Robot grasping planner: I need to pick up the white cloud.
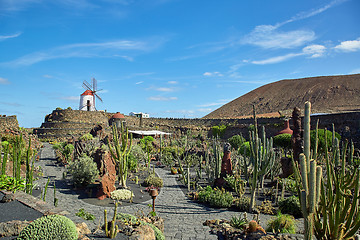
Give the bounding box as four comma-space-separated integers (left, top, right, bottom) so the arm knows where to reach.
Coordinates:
3, 38, 165, 66
334, 39, 360, 52
203, 71, 223, 77
302, 44, 326, 58
251, 44, 327, 65
135, 81, 144, 85
242, 25, 315, 49
279, 0, 348, 27
155, 87, 174, 92
167, 81, 178, 84
0, 32, 22, 41
148, 96, 177, 101
252, 53, 303, 65
0, 77, 10, 85
242, 0, 346, 50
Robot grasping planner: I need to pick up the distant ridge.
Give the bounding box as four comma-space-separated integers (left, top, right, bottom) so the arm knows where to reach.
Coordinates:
203, 74, 360, 119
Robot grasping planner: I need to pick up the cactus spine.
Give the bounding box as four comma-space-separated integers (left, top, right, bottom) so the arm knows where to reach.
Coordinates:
109, 123, 133, 188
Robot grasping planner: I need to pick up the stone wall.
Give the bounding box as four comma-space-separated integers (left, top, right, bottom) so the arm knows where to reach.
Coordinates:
33, 109, 360, 147
125, 112, 360, 147
124, 116, 285, 139
0, 115, 19, 133
34, 109, 114, 140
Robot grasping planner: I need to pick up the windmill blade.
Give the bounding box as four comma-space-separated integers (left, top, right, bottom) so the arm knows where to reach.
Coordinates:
92, 78, 97, 91
83, 80, 92, 90
82, 83, 92, 91
95, 88, 103, 92
94, 92, 103, 102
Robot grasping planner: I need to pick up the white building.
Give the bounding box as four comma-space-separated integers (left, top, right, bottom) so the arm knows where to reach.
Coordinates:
79, 90, 95, 111
129, 112, 149, 118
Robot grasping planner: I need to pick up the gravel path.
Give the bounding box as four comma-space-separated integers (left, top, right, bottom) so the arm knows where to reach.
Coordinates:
35, 143, 304, 240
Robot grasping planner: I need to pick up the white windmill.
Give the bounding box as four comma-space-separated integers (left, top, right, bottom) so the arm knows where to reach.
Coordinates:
79, 78, 103, 111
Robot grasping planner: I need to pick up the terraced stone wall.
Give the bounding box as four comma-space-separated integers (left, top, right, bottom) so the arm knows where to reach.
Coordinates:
44, 109, 113, 125
0, 115, 19, 133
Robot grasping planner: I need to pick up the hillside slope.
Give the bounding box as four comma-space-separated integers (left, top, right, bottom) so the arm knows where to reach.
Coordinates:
204, 74, 360, 119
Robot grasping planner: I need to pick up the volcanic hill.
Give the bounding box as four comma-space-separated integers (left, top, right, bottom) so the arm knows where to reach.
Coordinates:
204, 74, 360, 119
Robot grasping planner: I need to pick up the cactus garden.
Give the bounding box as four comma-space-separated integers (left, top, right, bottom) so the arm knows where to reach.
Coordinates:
1, 102, 360, 240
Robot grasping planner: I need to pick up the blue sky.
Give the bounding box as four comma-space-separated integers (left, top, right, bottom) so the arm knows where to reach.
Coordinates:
1, 0, 359, 128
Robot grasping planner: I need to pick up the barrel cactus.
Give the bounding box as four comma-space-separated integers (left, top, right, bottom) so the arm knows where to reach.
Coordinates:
17, 215, 78, 240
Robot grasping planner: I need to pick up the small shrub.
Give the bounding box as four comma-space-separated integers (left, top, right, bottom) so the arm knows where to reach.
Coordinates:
198, 186, 233, 208
18, 215, 78, 240
234, 196, 251, 212
110, 189, 134, 200
140, 136, 154, 152
79, 133, 94, 141
266, 212, 296, 234
208, 189, 233, 208
310, 129, 341, 153
256, 200, 275, 215
127, 153, 138, 171
76, 208, 95, 221
63, 144, 74, 162
228, 135, 245, 150
143, 174, 163, 188
278, 195, 302, 218
198, 185, 214, 203
273, 133, 292, 150
239, 142, 251, 157
67, 155, 99, 187
55, 107, 63, 110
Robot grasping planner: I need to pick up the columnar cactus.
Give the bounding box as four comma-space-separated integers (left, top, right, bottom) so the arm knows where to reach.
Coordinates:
248, 105, 276, 212
109, 123, 133, 188
314, 137, 360, 239
293, 102, 322, 240
213, 138, 222, 180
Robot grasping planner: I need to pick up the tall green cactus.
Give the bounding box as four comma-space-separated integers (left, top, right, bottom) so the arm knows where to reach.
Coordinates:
109, 123, 133, 188
1, 141, 10, 176
293, 101, 322, 240
247, 105, 276, 211
212, 138, 222, 180
313, 135, 360, 239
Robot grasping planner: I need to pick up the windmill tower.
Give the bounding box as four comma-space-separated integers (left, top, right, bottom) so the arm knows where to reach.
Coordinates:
79, 78, 103, 111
